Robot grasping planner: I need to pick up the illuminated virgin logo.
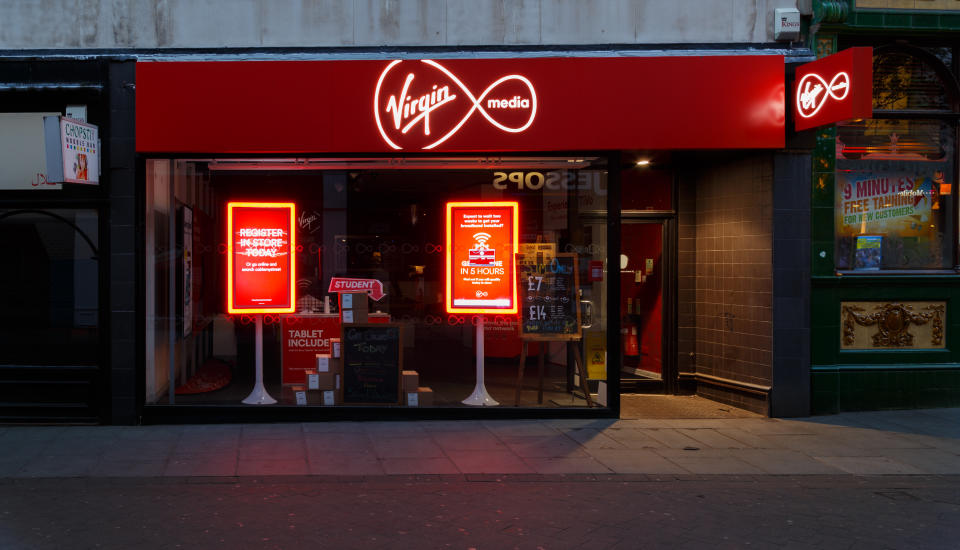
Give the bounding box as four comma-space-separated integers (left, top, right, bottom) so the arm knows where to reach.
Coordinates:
374, 59, 537, 150
796, 71, 850, 119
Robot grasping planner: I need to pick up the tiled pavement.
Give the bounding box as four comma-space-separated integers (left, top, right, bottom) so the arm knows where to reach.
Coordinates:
0, 407, 957, 478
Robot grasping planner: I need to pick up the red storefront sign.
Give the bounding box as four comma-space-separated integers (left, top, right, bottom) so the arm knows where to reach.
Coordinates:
446, 201, 518, 314
281, 315, 340, 385
794, 47, 873, 131
328, 277, 386, 301
227, 202, 296, 314
136, 56, 786, 153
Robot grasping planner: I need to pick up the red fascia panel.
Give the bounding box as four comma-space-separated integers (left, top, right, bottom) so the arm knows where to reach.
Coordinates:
136, 55, 785, 153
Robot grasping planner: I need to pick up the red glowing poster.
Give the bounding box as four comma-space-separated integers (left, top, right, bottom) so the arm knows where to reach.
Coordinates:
227, 202, 296, 314
445, 202, 518, 314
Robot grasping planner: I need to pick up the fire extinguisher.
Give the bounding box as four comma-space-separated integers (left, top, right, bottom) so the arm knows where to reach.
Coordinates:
623, 325, 639, 356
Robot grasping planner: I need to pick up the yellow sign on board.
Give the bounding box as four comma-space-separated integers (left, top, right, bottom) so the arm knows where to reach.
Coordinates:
584, 331, 606, 380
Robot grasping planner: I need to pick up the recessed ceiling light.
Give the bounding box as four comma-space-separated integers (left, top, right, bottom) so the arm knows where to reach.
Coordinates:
636, 160, 651, 166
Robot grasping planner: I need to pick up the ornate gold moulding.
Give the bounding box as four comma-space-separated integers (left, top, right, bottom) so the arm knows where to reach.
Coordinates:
841, 302, 945, 350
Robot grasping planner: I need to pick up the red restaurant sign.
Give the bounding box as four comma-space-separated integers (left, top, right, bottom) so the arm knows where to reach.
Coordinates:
136, 56, 785, 152
446, 201, 518, 314
227, 202, 296, 314
794, 47, 873, 131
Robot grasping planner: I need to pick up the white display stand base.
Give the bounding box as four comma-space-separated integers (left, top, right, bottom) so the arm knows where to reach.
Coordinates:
243, 315, 277, 405
462, 315, 499, 406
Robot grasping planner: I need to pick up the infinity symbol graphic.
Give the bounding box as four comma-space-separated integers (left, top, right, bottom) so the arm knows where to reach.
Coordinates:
375, 59, 538, 150
796, 71, 849, 119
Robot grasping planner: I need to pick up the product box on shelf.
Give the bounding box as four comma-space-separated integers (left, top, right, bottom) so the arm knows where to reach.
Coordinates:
402, 370, 419, 393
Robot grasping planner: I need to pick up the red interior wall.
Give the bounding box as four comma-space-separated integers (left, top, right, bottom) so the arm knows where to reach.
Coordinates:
621, 224, 663, 375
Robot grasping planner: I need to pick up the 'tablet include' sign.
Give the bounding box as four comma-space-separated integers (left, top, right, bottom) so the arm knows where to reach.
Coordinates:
227, 202, 296, 314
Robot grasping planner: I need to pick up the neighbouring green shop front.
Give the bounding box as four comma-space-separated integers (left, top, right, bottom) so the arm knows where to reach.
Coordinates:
811, 1, 960, 412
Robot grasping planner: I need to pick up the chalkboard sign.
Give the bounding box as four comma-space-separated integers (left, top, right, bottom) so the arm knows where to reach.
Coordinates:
517, 253, 582, 341
341, 324, 402, 405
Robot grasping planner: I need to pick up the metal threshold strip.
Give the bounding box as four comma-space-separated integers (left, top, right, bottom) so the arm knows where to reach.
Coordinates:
0, 82, 103, 90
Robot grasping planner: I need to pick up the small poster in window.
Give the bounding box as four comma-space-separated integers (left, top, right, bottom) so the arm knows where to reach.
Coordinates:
855, 235, 882, 270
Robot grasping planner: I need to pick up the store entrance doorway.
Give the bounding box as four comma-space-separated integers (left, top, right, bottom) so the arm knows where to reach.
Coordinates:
619, 219, 672, 393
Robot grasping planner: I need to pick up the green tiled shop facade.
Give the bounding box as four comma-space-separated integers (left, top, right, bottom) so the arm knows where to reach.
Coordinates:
810, 1, 960, 413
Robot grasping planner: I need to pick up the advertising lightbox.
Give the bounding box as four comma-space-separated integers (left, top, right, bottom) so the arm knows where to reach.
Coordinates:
445, 201, 518, 314
227, 202, 296, 314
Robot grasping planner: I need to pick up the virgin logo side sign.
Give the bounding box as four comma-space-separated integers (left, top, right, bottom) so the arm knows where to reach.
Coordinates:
374, 59, 537, 150
794, 47, 872, 132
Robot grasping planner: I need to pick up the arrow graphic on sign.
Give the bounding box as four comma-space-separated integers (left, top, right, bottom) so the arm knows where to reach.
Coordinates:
327, 277, 387, 301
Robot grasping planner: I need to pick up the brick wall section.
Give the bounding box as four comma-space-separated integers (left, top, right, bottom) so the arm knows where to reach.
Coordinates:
678, 154, 774, 414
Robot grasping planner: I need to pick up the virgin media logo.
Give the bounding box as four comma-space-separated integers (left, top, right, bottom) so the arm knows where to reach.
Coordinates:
796, 71, 850, 119
374, 59, 537, 150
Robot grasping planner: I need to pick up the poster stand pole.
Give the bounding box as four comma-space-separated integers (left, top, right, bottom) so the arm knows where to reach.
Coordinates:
243, 314, 277, 405
462, 315, 499, 406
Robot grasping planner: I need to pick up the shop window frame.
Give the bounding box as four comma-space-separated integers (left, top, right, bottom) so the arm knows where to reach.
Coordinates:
136, 151, 623, 422
833, 41, 960, 275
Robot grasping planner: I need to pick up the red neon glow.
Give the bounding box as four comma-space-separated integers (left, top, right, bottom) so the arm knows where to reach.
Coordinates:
227, 202, 296, 314
375, 60, 537, 150
796, 71, 849, 119
445, 201, 519, 315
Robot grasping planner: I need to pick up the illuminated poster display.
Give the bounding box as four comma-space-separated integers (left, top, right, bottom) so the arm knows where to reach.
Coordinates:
446, 202, 518, 314
227, 202, 296, 314
836, 170, 942, 269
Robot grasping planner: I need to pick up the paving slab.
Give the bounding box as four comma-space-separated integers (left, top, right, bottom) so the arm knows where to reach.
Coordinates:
640, 428, 704, 448
445, 450, 535, 474
587, 449, 689, 474
371, 436, 445, 458
241, 423, 304, 440
237, 458, 309, 476
164, 455, 237, 477
557, 427, 628, 449
728, 449, 848, 475
653, 451, 763, 475
522, 456, 614, 474
877, 448, 960, 474
677, 428, 750, 449
812, 456, 927, 475
307, 451, 383, 476
380, 457, 460, 475
500, 434, 590, 458
91, 460, 168, 477
429, 430, 508, 451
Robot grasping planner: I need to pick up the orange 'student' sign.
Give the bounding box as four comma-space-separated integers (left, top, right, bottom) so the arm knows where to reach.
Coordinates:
227, 202, 296, 314
445, 201, 518, 314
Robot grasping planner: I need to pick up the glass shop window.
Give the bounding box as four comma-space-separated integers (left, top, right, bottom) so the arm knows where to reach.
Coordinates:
144, 158, 610, 410
835, 47, 957, 271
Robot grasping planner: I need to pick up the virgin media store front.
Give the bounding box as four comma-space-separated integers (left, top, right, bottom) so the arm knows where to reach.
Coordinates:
135, 52, 807, 422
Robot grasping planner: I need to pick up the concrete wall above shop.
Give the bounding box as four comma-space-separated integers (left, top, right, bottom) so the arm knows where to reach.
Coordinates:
1, 0, 801, 50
